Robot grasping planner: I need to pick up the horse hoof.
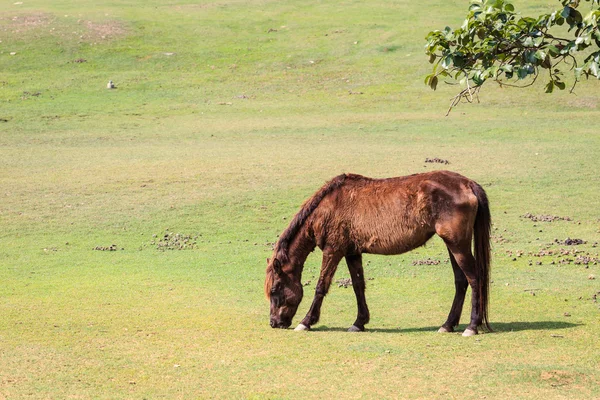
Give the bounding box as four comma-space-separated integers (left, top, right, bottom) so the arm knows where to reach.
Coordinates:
348, 325, 363, 332
294, 323, 310, 331
438, 326, 453, 333
462, 328, 478, 337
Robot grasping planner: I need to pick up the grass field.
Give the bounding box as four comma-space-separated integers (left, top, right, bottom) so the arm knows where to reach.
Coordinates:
1, 0, 599, 398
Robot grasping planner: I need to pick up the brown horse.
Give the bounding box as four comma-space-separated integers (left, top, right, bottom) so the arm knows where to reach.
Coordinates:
265, 170, 492, 336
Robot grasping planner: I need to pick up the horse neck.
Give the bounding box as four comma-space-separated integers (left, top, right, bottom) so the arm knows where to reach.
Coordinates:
285, 226, 316, 278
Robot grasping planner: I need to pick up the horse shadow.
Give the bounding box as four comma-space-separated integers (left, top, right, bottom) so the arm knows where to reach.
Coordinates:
310, 321, 581, 334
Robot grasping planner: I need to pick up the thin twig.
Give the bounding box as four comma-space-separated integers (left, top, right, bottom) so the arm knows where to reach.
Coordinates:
445, 84, 481, 116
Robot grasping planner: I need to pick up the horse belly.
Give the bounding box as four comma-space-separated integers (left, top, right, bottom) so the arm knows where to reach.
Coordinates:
354, 220, 435, 255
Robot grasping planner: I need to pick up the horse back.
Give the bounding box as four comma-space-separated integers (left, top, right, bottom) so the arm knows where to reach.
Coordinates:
310, 171, 479, 255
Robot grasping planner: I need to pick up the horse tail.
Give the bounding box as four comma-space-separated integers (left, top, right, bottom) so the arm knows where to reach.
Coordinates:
471, 181, 492, 332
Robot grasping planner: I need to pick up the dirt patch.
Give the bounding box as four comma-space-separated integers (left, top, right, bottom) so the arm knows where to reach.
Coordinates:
521, 213, 572, 222
540, 370, 576, 387
568, 96, 597, 109
0, 12, 53, 33
0, 12, 127, 42
81, 19, 126, 40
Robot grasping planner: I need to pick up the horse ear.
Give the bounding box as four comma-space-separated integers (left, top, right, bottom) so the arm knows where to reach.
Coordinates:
272, 258, 283, 276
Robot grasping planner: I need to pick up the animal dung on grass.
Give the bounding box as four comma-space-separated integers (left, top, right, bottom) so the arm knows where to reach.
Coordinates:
424, 157, 450, 165
412, 258, 441, 266
93, 244, 121, 251
149, 231, 199, 251
554, 238, 586, 246
521, 213, 572, 222
336, 278, 352, 288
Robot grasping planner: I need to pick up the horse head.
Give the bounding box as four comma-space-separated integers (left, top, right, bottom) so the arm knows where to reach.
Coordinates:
265, 257, 304, 329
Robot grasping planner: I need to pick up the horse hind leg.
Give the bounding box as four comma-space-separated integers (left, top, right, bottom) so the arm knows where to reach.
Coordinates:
345, 253, 370, 332
438, 249, 469, 333
445, 242, 481, 336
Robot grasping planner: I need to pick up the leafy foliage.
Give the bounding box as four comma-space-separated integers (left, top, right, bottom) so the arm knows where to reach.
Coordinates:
425, 0, 600, 114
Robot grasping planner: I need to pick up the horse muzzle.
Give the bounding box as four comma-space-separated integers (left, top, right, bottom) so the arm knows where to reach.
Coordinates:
270, 318, 291, 329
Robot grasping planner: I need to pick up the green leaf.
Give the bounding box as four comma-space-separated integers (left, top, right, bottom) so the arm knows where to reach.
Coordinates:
534, 50, 546, 61
522, 36, 534, 47
541, 55, 552, 69
517, 66, 530, 79
571, 9, 583, 24
469, 2, 482, 12
547, 45, 561, 56
555, 81, 566, 90
441, 54, 453, 69
545, 80, 554, 93
430, 75, 439, 90
590, 61, 599, 77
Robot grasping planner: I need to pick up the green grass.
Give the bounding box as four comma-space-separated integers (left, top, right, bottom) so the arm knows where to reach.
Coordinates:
1, 0, 600, 398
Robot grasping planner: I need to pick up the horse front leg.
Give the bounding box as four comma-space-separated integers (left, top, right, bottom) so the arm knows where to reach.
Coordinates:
346, 253, 370, 332
295, 249, 343, 331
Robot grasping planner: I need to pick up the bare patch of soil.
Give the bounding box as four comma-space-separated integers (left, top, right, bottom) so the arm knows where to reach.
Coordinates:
540, 370, 577, 387
0, 12, 127, 42
568, 96, 597, 109
80, 19, 126, 40
0, 12, 53, 33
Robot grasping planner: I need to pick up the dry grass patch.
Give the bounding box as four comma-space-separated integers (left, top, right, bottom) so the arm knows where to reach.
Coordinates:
0, 12, 53, 33
0, 12, 127, 43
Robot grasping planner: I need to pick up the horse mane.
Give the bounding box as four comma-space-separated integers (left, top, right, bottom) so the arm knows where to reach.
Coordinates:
265, 173, 366, 297
275, 173, 368, 263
